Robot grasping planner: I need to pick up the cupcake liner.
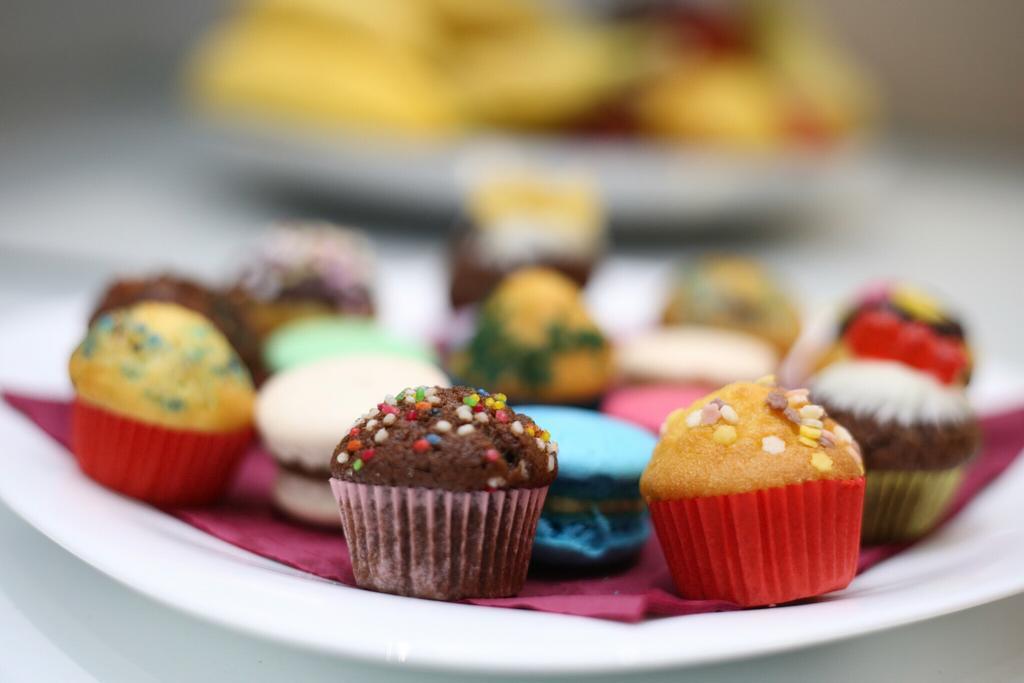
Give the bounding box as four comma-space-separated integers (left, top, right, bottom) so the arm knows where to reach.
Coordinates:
861, 467, 964, 544
648, 478, 865, 607
331, 480, 547, 600
71, 399, 253, 506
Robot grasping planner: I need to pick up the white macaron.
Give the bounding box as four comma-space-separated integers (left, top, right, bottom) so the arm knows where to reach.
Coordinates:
256, 354, 450, 526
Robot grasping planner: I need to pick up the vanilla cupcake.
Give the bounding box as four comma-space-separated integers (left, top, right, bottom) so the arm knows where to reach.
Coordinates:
641, 377, 864, 607
69, 302, 255, 504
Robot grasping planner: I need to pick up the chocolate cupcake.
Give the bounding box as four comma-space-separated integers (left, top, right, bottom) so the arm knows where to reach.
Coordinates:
330, 385, 556, 600
811, 359, 979, 543
90, 273, 265, 384
449, 170, 605, 308
229, 222, 375, 340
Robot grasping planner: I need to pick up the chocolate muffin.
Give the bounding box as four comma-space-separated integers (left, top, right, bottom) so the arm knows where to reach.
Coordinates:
330, 385, 556, 600
90, 274, 265, 384
229, 222, 375, 340
811, 359, 979, 543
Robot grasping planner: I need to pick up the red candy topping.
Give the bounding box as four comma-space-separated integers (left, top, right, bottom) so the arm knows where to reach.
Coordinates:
844, 310, 968, 384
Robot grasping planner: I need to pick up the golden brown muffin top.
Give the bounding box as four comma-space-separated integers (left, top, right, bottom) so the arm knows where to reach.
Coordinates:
448, 267, 612, 404
640, 378, 863, 501
69, 302, 255, 432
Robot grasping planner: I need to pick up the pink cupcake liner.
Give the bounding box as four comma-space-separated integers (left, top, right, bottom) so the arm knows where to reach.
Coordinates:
331, 480, 547, 600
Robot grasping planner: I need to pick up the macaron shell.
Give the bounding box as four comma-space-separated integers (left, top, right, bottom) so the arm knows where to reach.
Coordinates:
273, 469, 343, 528
514, 405, 656, 480
264, 317, 436, 373
615, 325, 778, 386
256, 354, 450, 471
600, 383, 711, 434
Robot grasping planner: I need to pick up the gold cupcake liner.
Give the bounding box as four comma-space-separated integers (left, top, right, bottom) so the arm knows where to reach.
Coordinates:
861, 467, 964, 544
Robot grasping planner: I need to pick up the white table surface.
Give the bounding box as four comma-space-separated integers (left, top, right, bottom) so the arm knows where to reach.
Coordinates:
2, 96, 1024, 682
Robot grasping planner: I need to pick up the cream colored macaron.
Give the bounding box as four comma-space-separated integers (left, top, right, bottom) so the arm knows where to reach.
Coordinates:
616, 325, 779, 386
256, 353, 450, 526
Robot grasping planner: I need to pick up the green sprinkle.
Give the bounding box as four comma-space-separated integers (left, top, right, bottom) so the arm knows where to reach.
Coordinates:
352, 459, 363, 472
415, 386, 426, 401
463, 394, 479, 407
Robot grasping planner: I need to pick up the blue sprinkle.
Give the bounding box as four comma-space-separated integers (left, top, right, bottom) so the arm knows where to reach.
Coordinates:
96, 315, 115, 331
165, 398, 185, 412
146, 334, 163, 348
477, 388, 490, 397
426, 434, 441, 445
81, 335, 97, 358
430, 408, 441, 416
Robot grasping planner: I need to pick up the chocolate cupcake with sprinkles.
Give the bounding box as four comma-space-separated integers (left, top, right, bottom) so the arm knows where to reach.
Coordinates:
330, 385, 556, 600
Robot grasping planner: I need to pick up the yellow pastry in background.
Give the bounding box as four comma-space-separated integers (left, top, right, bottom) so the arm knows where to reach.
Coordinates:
426, 0, 546, 32
448, 22, 645, 129
185, 0, 873, 145
636, 58, 787, 150
750, 0, 875, 141
188, 0, 460, 136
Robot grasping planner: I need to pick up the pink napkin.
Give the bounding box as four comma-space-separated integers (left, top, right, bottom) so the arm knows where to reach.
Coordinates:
5, 391, 1024, 623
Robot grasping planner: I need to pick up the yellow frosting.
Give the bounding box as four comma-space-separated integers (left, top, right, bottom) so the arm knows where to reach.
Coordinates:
468, 172, 603, 243
69, 302, 255, 432
640, 380, 863, 501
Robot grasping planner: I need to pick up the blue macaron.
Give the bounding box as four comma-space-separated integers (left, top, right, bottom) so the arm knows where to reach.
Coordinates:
517, 405, 657, 567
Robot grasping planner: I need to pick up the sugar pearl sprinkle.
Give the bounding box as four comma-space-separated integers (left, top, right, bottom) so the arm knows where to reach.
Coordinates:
765, 387, 832, 451
338, 388, 555, 478
685, 399, 741, 436
761, 436, 785, 455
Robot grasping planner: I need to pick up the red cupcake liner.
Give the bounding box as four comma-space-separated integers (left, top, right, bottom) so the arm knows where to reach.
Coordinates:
648, 477, 865, 607
71, 399, 253, 506
331, 480, 547, 600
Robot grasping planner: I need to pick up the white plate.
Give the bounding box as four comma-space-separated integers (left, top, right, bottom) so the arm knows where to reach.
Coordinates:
2, 298, 1024, 676
199, 121, 881, 229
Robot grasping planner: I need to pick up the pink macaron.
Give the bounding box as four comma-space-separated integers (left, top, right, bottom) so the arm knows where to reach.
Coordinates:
600, 384, 710, 434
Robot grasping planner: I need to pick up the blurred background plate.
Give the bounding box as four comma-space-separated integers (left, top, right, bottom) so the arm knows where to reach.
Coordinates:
202, 121, 880, 229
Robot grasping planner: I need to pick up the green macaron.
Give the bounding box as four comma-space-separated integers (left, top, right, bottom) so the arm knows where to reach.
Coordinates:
264, 317, 437, 373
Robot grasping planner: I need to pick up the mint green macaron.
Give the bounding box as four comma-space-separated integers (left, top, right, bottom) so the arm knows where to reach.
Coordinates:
264, 317, 437, 373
